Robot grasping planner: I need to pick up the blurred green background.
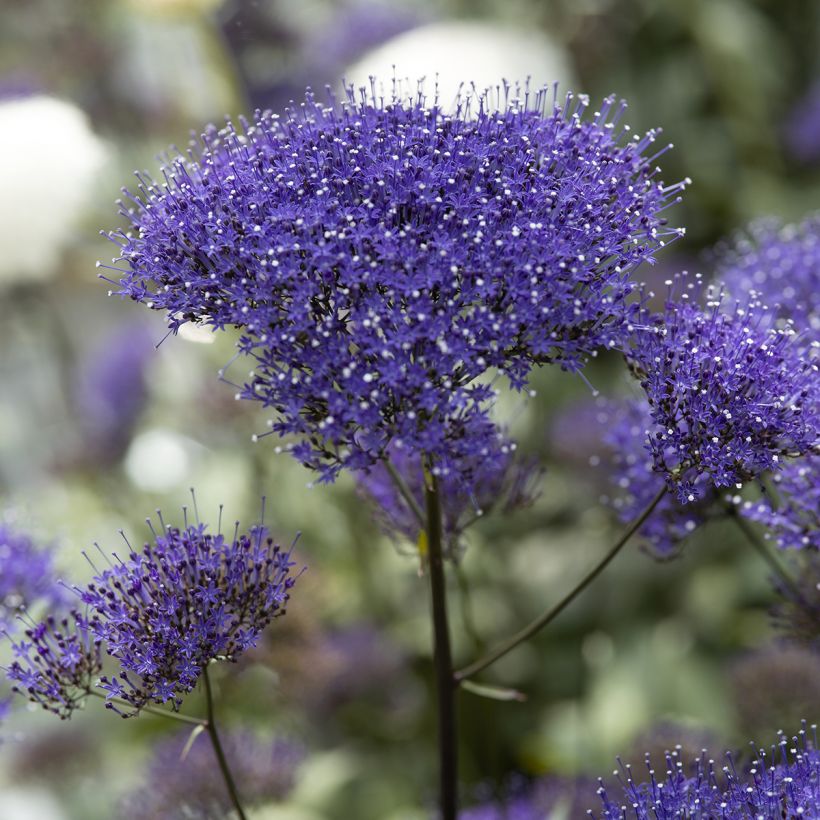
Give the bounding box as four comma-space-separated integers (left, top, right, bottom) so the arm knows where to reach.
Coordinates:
0, 0, 818, 817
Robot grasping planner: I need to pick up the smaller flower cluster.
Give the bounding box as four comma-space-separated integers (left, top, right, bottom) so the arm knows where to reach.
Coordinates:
588, 397, 716, 556
5, 611, 102, 720
4, 507, 300, 719
81, 521, 298, 713
625, 275, 818, 503
0, 523, 64, 631
716, 214, 820, 341
120, 730, 304, 820
593, 724, 820, 818
737, 453, 820, 550
356, 434, 541, 556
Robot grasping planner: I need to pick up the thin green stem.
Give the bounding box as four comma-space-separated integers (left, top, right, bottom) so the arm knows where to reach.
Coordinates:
384, 458, 426, 528
727, 507, 801, 598
455, 486, 667, 682
424, 466, 458, 820
202, 666, 248, 820
89, 690, 207, 726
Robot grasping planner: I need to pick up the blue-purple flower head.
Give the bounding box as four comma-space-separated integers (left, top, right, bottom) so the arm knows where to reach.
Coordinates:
593, 724, 820, 819
624, 274, 819, 504
590, 397, 717, 556
5, 610, 102, 720
6, 503, 301, 718
715, 214, 820, 343
0, 523, 65, 631
737, 453, 820, 550
356, 433, 541, 556
79, 511, 299, 714
106, 81, 686, 482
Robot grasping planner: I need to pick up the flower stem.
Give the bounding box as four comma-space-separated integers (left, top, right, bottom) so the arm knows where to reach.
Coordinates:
202, 666, 248, 820
89, 690, 207, 726
424, 466, 458, 820
726, 506, 801, 598
455, 486, 667, 682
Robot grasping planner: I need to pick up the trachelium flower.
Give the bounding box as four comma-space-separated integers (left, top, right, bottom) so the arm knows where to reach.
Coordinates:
593, 724, 820, 819
4, 504, 300, 717
105, 81, 686, 481
737, 453, 820, 550
5, 610, 103, 720
588, 397, 717, 556
624, 274, 818, 503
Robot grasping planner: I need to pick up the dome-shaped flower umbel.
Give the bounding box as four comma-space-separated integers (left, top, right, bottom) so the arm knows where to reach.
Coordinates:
78, 514, 299, 714
106, 82, 686, 481
625, 275, 819, 503
593, 724, 820, 818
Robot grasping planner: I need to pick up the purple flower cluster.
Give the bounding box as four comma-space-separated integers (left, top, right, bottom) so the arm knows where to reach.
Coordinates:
107, 83, 685, 481
624, 275, 819, 504
593, 725, 820, 819
5, 611, 102, 719
80, 520, 298, 713
715, 214, 820, 342
356, 434, 541, 556
737, 454, 820, 550
0, 523, 64, 631
120, 729, 304, 819
4, 509, 300, 719
590, 398, 716, 556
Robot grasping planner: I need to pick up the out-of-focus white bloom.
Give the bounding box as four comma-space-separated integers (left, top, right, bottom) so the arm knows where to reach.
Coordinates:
125, 428, 199, 492
0, 789, 67, 820
344, 20, 575, 109
178, 322, 216, 344
0, 96, 107, 287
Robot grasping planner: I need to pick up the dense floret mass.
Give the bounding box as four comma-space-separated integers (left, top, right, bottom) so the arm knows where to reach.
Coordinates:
592, 398, 716, 555
737, 454, 820, 550
5, 610, 102, 719
79, 519, 298, 713
716, 215, 820, 341
625, 275, 819, 503
107, 83, 685, 480
356, 433, 541, 556
593, 725, 820, 819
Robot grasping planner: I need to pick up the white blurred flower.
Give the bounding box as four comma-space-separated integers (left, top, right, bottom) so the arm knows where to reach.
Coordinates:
0, 95, 108, 287
125, 428, 201, 492
344, 20, 575, 108
0, 788, 67, 820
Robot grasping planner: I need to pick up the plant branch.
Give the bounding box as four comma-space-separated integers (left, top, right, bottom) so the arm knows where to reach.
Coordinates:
203, 666, 247, 820
726, 506, 801, 598
424, 465, 458, 820
384, 458, 426, 528
89, 690, 207, 726
455, 486, 667, 682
